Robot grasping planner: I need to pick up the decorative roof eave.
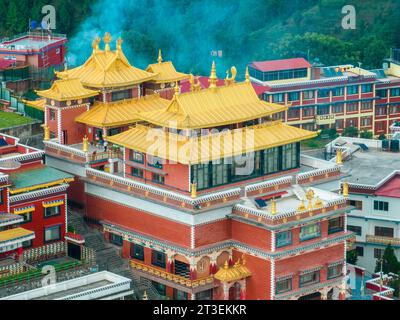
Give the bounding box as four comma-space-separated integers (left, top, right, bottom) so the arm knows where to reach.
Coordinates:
37, 90, 99, 102
138, 103, 289, 130
9, 178, 74, 195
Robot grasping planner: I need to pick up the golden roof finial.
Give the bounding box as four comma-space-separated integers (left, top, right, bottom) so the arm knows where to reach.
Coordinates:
297, 199, 306, 212
336, 149, 343, 165
306, 189, 315, 201
245, 66, 250, 83
223, 260, 229, 269
116, 37, 123, 51
342, 181, 349, 197
103, 32, 112, 52
315, 197, 323, 208
92, 36, 101, 52
209, 61, 217, 89
270, 198, 277, 215
158, 49, 163, 64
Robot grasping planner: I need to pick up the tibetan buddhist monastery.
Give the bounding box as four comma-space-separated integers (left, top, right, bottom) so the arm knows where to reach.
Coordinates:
39, 33, 354, 300
0, 133, 73, 278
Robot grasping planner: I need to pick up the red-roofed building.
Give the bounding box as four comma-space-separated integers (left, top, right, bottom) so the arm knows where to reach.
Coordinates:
250, 58, 311, 73
248, 53, 400, 136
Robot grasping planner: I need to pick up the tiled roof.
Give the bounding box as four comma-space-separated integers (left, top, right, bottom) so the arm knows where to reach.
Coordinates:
75, 94, 169, 128
250, 58, 311, 72
106, 122, 317, 164
146, 61, 189, 84
138, 82, 288, 130
36, 78, 99, 101
0, 227, 34, 244
375, 174, 400, 198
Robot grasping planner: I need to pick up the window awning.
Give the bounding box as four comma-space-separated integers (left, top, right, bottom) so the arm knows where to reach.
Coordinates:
14, 205, 35, 215
299, 265, 323, 275
43, 200, 64, 208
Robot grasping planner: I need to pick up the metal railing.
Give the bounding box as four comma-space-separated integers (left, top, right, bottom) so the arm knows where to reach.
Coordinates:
130, 260, 214, 289
366, 235, 400, 246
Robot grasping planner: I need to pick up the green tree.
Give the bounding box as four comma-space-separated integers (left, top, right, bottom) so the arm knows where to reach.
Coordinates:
360, 130, 373, 139
342, 126, 359, 138
346, 249, 358, 265
375, 244, 400, 275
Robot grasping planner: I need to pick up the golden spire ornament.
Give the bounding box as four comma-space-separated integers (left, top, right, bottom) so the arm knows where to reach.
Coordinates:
82, 135, 89, 153
103, 32, 112, 52
116, 37, 123, 51
157, 49, 163, 64
336, 149, 343, 165
270, 199, 277, 215
245, 66, 250, 83
209, 61, 217, 89
92, 36, 101, 52
342, 181, 349, 197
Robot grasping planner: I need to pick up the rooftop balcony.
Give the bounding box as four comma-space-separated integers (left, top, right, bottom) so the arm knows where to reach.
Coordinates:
44, 139, 122, 165
366, 235, 400, 247
130, 260, 215, 294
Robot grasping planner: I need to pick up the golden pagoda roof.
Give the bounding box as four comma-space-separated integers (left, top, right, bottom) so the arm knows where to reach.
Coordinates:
146, 51, 189, 84
0, 227, 34, 243
75, 95, 169, 128
214, 259, 252, 283
36, 78, 99, 101
56, 34, 157, 89
138, 82, 288, 130
106, 122, 317, 165
23, 98, 46, 111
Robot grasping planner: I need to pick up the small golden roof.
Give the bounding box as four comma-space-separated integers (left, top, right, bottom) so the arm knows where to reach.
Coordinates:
36, 78, 99, 101
214, 258, 251, 283
57, 35, 157, 88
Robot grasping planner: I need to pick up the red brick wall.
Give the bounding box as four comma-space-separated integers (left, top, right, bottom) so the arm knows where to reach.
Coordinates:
86, 194, 192, 247
231, 220, 271, 251
194, 219, 231, 247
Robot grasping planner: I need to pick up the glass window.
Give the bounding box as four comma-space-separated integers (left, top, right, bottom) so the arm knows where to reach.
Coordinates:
173, 288, 188, 300
192, 163, 210, 190
152, 281, 167, 296
287, 108, 300, 119
110, 233, 123, 246
276, 278, 292, 294
288, 92, 300, 101
303, 90, 315, 100
152, 173, 165, 185
375, 226, 394, 238
152, 250, 166, 268
347, 85, 359, 95
299, 270, 320, 287
131, 167, 144, 178
130, 150, 144, 163
390, 88, 400, 97
49, 109, 56, 120
361, 101, 373, 111
332, 87, 344, 96
276, 231, 292, 248
44, 206, 61, 218
376, 89, 387, 98
273, 93, 284, 103
303, 106, 315, 117
362, 84, 373, 93
130, 243, 144, 261
374, 248, 384, 259
263, 147, 279, 174
21, 212, 32, 224
328, 217, 344, 234
22, 240, 33, 248
44, 225, 61, 242
374, 201, 389, 212
318, 89, 330, 98
327, 264, 343, 279
317, 105, 330, 115
346, 103, 359, 113
148, 156, 163, 169
349, 200, 363, 210
332, 104, 344, 114
375, 106, 387, 116
356, 246, 364, 257
112, 89, 132, 101
212, 163, 229, 186
282, 143, 299, 171
348, 225, 362, 236
300, 223, 321, 242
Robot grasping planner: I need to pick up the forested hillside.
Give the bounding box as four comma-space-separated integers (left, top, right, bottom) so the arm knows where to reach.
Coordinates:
1, 0, 399, 75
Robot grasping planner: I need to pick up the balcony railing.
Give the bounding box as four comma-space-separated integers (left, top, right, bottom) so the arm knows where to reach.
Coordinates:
130, 260, 214, 290
366, 235, 400, 246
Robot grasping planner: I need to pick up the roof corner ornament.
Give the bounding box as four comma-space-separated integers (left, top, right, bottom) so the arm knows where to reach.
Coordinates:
92, 36, 101, 52
224, 66, 237, 86
116, 37, 123, 51
342, 181, 349, 198
103, 32, 112, 52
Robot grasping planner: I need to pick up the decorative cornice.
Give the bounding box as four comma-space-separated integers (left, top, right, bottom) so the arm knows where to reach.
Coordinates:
9, 184, 69, 203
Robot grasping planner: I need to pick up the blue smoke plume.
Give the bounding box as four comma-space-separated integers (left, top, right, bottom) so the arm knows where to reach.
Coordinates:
67, 0, 274, 78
